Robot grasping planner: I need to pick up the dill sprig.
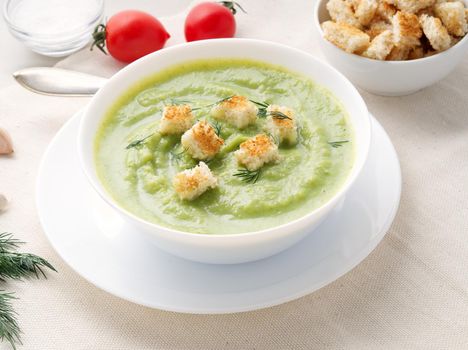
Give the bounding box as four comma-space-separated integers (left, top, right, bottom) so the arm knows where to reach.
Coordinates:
203, 95, 234, 109
0, 292, 20, 350
126, 134, 152, 149
211, 121, 222, 137
233, 168, 261, 184
0, 232, 56, 349
0, 253, 56, 281
249, 100, 292, 120
219, 1, 247, 14
170, 148, 187, 163
167, 99, 201, 111
328, 140, 349, 148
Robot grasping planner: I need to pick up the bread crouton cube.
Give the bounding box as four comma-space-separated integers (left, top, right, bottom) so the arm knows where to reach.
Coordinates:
420, 14, 452, 51
366, 19, 392, 39
173, 162, 217, 200
355, 0, 379, 26
362, 30, 395, 60
434, 1, 467, 36
181, 120, 224, 160
327, 0, 362, 28
376, 2, 397, 22
265, 105, 298, 145
322, 21, 371, 53
210, 95, 258, 129
385, 0, 436, 14
386, 45, 411, 60
408, 46, 425, 59
392, 11, 423, 47
235, 134, 280, 171
159, 104, 194, 135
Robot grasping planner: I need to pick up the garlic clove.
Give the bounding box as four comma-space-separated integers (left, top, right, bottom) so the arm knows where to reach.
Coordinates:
0, 128, 14, 155
0, 194, 8, 211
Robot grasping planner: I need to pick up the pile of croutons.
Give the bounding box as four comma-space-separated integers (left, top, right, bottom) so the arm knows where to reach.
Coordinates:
322, 0, 468, 60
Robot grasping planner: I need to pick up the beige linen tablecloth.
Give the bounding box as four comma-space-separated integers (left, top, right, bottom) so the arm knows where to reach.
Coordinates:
1, 0, 468, 349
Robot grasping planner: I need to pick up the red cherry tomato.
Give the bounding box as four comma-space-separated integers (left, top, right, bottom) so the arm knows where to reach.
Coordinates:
184, 2, 236, 42
92, 10, 170, 63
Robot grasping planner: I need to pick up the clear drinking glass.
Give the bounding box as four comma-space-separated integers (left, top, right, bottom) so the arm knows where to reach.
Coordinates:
3, 0, 104, 57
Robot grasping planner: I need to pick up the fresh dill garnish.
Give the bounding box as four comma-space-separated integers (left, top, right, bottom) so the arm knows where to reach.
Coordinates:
211, 121, 222, 137
203, 95, 234, 109
218, 1, 247, 14
233, 168, 261, 184
167, 99, 201, 111
170, 148, 187, 163
126, 134, 152, 149
249, 100, 292, 120
267, 132, 280, 145
328, 140, 349, 148
0, 232, 56, 349
0, 291, 20, 350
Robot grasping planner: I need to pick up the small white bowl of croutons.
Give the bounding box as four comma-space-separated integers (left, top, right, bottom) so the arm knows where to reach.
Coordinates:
314, 0, 468, 96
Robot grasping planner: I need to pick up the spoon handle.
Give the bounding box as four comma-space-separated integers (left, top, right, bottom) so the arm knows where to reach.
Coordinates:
13, 67, 108, 97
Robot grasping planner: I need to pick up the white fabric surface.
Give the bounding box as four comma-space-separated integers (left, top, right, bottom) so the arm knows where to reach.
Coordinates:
1, 0, 468, 349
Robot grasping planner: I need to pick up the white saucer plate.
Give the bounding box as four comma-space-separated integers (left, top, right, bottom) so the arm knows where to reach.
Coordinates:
37, 111, 401, 314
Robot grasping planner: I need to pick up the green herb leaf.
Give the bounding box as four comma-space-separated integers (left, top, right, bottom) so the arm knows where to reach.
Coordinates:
203, 95, 235, 109
328, 140, 349, 148
0, 291, 21, 350
233, 168, 261, 184
269, 110, 292, 120
249, 100, 291, 120
211, 121, 222, 137
0, 233, 22, 254
0, 252, 57, 281
0, 232, 56, 349
126, 135, 152, 149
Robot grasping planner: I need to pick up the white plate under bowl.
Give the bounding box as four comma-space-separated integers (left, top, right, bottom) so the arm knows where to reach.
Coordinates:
37, 111, 401, 314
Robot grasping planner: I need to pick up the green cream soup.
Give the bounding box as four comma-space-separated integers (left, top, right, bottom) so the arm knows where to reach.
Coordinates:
95, 59, 354, 234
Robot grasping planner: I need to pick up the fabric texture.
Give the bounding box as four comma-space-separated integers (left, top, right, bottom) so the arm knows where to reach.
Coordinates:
1, 0, 468, 349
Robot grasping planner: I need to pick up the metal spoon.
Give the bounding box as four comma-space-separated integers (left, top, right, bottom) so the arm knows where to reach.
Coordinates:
13, 67, 107, 96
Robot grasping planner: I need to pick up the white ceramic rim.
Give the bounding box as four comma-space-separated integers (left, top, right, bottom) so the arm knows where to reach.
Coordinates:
78, 38, 371, 240
313, 0, 468, 64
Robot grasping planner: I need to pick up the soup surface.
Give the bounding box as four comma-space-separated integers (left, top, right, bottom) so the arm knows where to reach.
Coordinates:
95, 59, 354, 234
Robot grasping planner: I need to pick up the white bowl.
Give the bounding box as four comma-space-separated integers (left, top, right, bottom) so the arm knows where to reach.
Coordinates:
78, 39, 371, 264
314, 0, 468, 96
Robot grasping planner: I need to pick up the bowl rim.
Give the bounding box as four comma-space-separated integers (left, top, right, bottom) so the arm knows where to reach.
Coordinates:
78, 38, 371, 239
313, 0, 468, 65
3, 0, 104, 38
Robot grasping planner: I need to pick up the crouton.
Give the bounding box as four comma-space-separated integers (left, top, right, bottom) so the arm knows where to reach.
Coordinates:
355, 0, 379, 26
376, 2, 397, 22
408, 46, 425, 59
345, 0, 360, 11
386, 0, 436, 13
265, 105, 297, 145
181, 120, 224, 160
366, 19, 392, 39
392, 11, 423, 47
386, 45, 411, 60
327, 0, 362, 28
210, 95, 258, 129
362, 30, 395, 59
235, 134, 280, 171
450, 35, 462, 46
322, 21, 371, 53
434, 1, 467, 36
419, 14, 452, 50
159, 104, 194, 135
173, 162, 217, 200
